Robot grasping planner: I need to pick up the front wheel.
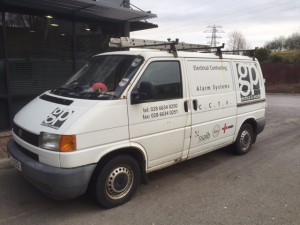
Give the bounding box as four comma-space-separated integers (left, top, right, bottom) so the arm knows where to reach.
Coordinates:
93, 155, 140, 208
234, 124, 254, 155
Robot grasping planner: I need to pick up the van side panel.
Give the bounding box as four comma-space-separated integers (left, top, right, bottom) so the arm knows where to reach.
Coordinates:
232, 60, 266, 139
185, 59, 237, 158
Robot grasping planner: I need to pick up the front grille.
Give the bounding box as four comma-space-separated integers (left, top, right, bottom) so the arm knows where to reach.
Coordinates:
13, 123, 39, 147
15, 142, 39, 162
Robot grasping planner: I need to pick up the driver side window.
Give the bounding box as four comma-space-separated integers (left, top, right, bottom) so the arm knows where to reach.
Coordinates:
134, 61, 183, 101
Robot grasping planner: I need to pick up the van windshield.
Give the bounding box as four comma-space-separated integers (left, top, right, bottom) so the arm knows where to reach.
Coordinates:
51, 55, 144, 100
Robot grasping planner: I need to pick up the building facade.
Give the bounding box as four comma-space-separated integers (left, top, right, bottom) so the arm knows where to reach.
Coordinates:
0, 0, 157, 131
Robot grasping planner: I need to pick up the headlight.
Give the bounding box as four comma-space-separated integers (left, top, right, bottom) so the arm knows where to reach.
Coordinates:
39, 132, 60, 151
39, 132, 76, 152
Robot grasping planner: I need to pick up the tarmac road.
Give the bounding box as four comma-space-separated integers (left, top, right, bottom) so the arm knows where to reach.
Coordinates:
0, 94, 300, 225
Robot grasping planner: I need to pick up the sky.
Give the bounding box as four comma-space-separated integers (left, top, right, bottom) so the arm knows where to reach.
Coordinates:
131, 0, 300, 49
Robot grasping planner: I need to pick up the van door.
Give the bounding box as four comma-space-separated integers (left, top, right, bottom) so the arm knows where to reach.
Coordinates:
185, 59, 237, 157
127, 59, 191, 169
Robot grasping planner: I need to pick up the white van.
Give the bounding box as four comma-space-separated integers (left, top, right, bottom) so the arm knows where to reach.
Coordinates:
8, 38, 266, 208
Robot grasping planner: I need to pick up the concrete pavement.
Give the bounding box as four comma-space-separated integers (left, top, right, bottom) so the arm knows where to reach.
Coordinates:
0, 132, 10, 170
0, 132, 10, 160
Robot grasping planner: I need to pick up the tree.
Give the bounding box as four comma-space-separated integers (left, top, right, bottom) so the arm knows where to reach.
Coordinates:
285, 32, 300, 50
265, 36, 285, 51
227, 30, 248, 51
255, 48, 271, 62
265, 33, 300, 51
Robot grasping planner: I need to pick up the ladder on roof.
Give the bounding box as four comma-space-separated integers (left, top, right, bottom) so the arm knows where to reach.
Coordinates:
109, 37, 224, 57
109, 37, 210, 52
109, 37, 256, 60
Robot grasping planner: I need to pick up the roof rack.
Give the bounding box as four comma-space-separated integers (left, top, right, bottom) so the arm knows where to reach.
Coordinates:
109, 37, 256, 60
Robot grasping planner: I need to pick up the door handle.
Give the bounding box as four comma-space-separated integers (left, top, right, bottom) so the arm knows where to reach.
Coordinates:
192, 99, 198, 111
184, 101, 188, 112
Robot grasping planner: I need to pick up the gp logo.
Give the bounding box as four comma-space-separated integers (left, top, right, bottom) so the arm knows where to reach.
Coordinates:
41, 108, 74, 129
236, 63, 261, 102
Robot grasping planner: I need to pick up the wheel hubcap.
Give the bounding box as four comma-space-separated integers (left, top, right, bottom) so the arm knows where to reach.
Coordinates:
105, 166, 133, 200
240, 130, 251, 151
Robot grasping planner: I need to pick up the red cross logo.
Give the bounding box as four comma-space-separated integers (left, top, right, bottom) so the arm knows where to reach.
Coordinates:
222, 124, 228, 133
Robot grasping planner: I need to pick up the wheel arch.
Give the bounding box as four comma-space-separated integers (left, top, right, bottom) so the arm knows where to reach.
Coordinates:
89, 146, 148, 188
240, 118, 258, 143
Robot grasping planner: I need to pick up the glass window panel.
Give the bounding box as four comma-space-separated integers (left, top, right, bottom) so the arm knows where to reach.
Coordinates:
0, 61, 6, 95
135, 61, 183, 101
75, 21, 124, 70
0, 12, 7, 95
0, 100, 9, 130
0, 12, 4, 58
5, 12, 74, 95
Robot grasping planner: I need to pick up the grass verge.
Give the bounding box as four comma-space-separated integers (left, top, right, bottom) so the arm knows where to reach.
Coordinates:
266, 83, 300, 94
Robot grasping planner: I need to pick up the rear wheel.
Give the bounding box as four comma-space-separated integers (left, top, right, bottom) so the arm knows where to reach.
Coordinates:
234, 124, 254, 155
93, 155, 140, 208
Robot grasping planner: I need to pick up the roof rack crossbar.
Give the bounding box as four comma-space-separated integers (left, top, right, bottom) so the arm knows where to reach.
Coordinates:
221, 48, 258, 61
193, 44, 225, 59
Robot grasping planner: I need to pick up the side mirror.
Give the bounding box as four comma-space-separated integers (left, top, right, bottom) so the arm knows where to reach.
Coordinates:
131, 81, 156, 104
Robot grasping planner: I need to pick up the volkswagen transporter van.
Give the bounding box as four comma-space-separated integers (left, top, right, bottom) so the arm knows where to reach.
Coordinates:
8, 38, 266, 208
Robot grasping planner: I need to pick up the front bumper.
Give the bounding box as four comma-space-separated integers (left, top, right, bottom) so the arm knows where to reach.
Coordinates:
7, 139, 96, 200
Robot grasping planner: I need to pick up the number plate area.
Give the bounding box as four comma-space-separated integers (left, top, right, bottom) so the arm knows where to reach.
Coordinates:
8, 154, 22, 171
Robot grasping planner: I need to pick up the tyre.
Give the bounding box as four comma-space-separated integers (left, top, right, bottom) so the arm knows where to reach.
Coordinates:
234, 123, 254, 155
93, 155, 140, 208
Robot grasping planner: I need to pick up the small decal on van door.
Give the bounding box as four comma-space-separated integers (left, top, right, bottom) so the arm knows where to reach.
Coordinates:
212, 125, 220, 137
41, 108, 74, 129
221, 124, 234, 133
236, 63, 261, 101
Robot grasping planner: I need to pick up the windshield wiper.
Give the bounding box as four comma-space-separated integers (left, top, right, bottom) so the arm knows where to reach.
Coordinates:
52, 87, 72, 93
78, 91, 116, 99
52, 87, 117, 100
100, 92, 116, 97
